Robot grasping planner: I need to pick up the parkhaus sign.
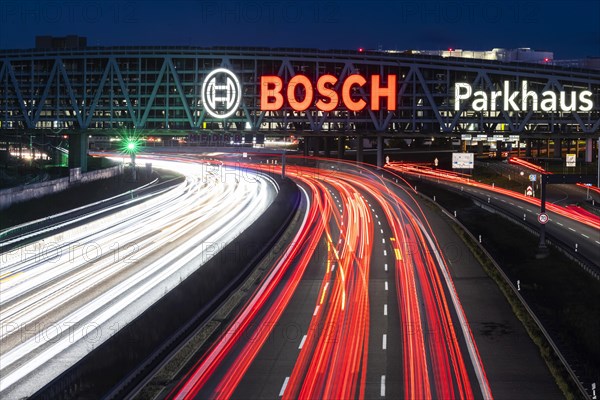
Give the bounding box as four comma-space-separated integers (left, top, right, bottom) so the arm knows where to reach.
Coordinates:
454, 81, 594, 112
201, 68, 595, 116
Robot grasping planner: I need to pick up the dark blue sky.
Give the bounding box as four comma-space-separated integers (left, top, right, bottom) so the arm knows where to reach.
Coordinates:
1, 0, 598, 58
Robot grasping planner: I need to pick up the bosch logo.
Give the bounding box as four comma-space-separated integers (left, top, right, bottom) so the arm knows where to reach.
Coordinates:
201, 68, 242, 119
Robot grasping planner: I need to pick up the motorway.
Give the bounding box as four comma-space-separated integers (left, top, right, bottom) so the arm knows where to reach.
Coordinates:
169, 158, 496, 399
0, 157, 277, 399
387, 162, 600, 271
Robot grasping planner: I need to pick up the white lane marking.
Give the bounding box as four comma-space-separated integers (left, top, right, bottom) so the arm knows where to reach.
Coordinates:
382, 334, 387, 350
313, 305, 319, 316
383, 250, 387, 256
595, 241, 600, 245
493, 197, 499, 200
384, 304, 388, 316
384, 263, 388, 272
299, 335, 307, 349
385, 281, 388, 291
509, 202, 515, 206
280, 377, 289, 396
526, 209, 532, 213
380, 229, 384, 234
581, 233, 589, 239
382, 238, 385, 244
568, 227, 576, 232
518, 206, 523, 209
376, 214, 379, 219
380, 375, 386, 397
378, 221, 381, 226
501, 199, 506, 203
557, 222, 564, 226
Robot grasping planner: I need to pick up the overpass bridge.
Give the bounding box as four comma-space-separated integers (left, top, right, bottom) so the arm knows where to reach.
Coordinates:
1, 46, 599, 169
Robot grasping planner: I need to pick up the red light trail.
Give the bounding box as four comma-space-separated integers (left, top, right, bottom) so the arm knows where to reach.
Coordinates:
170, 157, 492, 400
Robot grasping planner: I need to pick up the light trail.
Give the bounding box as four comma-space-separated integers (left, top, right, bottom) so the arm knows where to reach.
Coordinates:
0, 157, 277, 398
387, 162, 600, 230
171, 157, 492, 400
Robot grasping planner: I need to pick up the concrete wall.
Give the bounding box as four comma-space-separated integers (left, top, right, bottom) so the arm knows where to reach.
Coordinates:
0, 165, 124, 210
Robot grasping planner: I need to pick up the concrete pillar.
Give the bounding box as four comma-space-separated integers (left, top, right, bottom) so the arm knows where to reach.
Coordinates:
526, 139, 532, 157
376, 135, 384, 167
357, 136, 364, 163
337, 136, 346, 159
553, 139, 561, 158
324, 136, 331, 158
69, 133, 89, 172
496, 140, 503, 158
585, 138, 593, 162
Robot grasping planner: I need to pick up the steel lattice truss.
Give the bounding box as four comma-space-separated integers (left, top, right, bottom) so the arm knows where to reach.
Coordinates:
1, 47, 599, 137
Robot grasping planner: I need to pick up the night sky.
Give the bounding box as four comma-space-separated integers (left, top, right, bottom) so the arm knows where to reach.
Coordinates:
0, 0, 598, 59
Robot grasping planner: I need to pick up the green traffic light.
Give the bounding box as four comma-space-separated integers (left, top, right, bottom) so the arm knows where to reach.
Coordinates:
127, 142, 136, 151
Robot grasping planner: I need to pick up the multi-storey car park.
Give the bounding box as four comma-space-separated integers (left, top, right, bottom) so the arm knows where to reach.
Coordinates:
0, 45, 599, 170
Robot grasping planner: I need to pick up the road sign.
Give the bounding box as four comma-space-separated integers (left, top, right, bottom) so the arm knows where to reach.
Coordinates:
538, 213, 548, 224
452, 153, 474, 169
526, 186, 533, 196
566, 153, 576, 167
529, 174, 537, 182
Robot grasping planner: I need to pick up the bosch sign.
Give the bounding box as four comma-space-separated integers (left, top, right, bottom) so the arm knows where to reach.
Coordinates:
201, 68, 242, 118
259, 74, 397, 112
200, 68, 596, 118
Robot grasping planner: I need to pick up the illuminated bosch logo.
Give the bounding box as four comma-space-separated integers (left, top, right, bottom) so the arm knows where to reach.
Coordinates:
201, 68, 242, 119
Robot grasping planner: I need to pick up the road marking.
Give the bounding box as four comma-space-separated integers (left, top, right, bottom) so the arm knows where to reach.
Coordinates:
581, 233, 589, 239
381, 375, 386, 396
493, 197, 499, 200
518, 206, 523, 209
280, 377, 290, 396
557, 222, 563, 226
384, 263, 388, 272
299, 335, 307, 349
568, 227, 576, 232
383, 250, 387, 256
385, 281, 388, 291
378, 221, 381, 225
595, 241, 600, 245
382, 334, 387, 350
313, 305, 319, 316
526, 209, 532, 213
384, 304, 388, 316
375, 214, 379, 219
510, 202, 515, 206
380, 229, 384, 234
501, 199, 506, 203
382, 238, 385, 244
